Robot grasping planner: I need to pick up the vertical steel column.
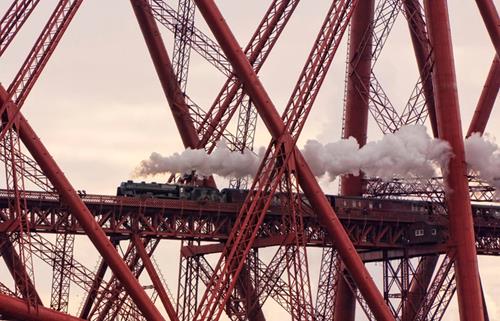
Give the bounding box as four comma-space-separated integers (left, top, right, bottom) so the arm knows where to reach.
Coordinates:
340, 0, 373, 196
131, 0, 199, 149
337, 1, 374, 320
193, 1, 394, 320
424, 1, 484, 320
467, 55, 500, 137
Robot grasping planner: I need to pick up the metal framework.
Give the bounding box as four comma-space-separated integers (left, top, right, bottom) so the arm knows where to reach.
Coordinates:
0, 0, 499, 320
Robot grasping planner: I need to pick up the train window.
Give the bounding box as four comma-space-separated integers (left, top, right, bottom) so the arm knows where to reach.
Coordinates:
369, 202, 373, 209
415, 229, 425, 237
358, 201, 362, 207
431, 229, 437, 235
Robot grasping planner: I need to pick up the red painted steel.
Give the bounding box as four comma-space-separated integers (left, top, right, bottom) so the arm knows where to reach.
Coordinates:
192, 1, 394, 320
402, 0, 437, 137
0, 293, 83, 321
78, 257, 109, 319
131, 0, 199, 149
336, 1, 374, 319
0, 87, 166, 321
402, 255, 438, 321
132, 234, 179, 321
467, 55, 500, 137
475, 0, 500, 56
0, 1, 497, 320
1, 235, 42, 304
425, 1, 485, 320
0, 0, 40, 56
197, 0, 299, 151
1, 0, 82, 137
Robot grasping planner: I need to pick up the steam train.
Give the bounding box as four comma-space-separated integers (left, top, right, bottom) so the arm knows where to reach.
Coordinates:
116, 181, 500, 245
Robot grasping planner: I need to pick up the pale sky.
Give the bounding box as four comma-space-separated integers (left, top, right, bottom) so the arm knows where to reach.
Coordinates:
0, 1, 499, 320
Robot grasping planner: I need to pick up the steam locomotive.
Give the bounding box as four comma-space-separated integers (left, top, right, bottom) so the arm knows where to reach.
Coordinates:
117, 180, 222, 202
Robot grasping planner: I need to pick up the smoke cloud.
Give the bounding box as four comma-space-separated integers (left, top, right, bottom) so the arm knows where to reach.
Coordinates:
465, 133, 500, 189
136, 125, 454, 181
302, 125, 452, 180
135, 142, 264, 178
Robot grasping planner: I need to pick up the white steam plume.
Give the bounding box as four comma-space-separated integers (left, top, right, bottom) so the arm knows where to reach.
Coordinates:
135, 142, 264, 178
302, 125, 452, 180
136, 125, 453, 181
465, 133, 500, 189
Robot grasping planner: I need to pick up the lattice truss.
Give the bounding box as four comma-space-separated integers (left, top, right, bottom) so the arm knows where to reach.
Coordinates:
0, 0, 498, 320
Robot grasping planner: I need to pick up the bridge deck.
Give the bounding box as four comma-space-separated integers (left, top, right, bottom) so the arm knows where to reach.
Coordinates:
0, 190, 499, 259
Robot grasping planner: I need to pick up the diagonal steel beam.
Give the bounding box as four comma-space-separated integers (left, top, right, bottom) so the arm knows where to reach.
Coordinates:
131, 234, 179, 321
192, 1, 394, 320
0, 234, 42, 305
131, 0, 200, 149
475, 0, 500, 57
0, 86, 165, 320
467, 55, 500, 137
0, 0, 40, 57
0, 293, 83, 321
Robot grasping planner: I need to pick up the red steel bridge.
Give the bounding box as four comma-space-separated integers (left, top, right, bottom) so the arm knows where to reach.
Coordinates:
0, 0, 499, 320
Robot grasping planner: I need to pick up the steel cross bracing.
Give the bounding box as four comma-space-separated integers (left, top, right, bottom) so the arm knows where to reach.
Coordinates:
0, 0, 40, 57
0, 0, 500, 320
172, 0, 196, 92
314, 248, 341, 321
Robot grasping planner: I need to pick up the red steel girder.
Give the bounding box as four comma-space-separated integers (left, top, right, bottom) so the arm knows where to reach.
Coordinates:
177, 241, 200, 321
192, 1, 394, 320
88, 238, 157, 321
401, 255, 438, 321
0, 0, 83, 144
172, 0, 196, 92
131, 0, 200, 149
78, 257, 110, 319
0, 87, 165, 320
337, 1, 374, 319
425, 0, 484, 319
192, 1, 356, 319
187, 253, 246, 321
475, 0, 500, 56
314, 248, 341, 321
197, 0, 300, 152
414, 253, 456, 321
0, 292, 83, 321
148, 0, 232, 77
0, 0, 40, 56
401, 0, 437, 137
467, 55, 500, 137
0, 234, 42, 305
131, 234, 179, 321
50, 233, 74, 312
